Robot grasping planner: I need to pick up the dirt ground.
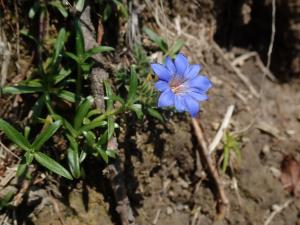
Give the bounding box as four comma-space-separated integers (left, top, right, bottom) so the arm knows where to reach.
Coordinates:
1, 0, 300, 225
29, 46, 300, 225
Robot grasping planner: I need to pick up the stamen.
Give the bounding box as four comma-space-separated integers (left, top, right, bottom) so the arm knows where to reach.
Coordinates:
170, 77, 186, 94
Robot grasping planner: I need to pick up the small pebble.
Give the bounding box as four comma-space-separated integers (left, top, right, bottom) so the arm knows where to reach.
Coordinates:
286, 129, 296, 136
262, 145, 270, 155
176, 204, 184, 211
166, 207, 173, 215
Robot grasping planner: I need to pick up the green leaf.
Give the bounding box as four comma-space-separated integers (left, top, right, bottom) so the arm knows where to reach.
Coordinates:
78, 120, 107, 133
112, 0, 128, 18
86, 109, 102, 118
52, 28, 67, 64
32, 121, 62, 151
24, 126, 31, 140
75, 18, 85, 56
2, 86, 43, 95
97, 131, 108, 146
20, 79, 43, 87
82, 131, 96, 147
52, 114, 79, 137
83, 117, 91, 125
130, 104, 143, 119
0, 191, 14, 210
167, 39, 185, 57
20, 29, 38, 44
65, 52, 80, 63
55, 90, 76, 103
74, 96, 93, 129
222, 146, 230, 172
106, 149, 117, 158
80, 63, 91, 73
97, 147, 108, 163
34, 152, 73, 180
147, 108, 164, 122
107, 116, 115, 140
66, 135, 81, 178
103, 4, 112, 21
143, 28, 168, 52
31, 95, 45, 119
83, 46, 114, 61
108, 95, 126, 106
0, 119, 31, 152
127, 66, 138, 104
51, 68, 72, 84
75, 0, 85, 12
16, 161, 28, 177
79, 151, 87, 163
49, 1, 68, 18
104, 81, 113, 110
25, 151, 34, 164
28, 2, 40, 19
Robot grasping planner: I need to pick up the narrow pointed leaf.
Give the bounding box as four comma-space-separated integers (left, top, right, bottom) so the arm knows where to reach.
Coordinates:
34, 152, 73, 180
83, 46, 114, 61
143, 28, 168, 52
167, 39, 185, 57
32, 121, 62, 151
147, 108, 164, 122
55, 90, 76, 103
130, 104, 143, 119
2, 86, 43, 94
67, 135, 81, 178
0, 119, 31, 151
127, 66, 138, 104
64, 52, 80, 63
75, 0, 85, 12
49, 1, 68, 18
52, 28, 67, 64
74, 96, 93, 129
104, 81, 113, 110
75, 18, 85, 56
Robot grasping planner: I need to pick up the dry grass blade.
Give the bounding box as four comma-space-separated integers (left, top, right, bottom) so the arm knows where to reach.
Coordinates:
209, 105, 235, 154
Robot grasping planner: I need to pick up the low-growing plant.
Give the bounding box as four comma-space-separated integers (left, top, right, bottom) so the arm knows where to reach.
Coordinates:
0, 118, 73, 179
221, 131, 241, 173
144, 27, 185, 58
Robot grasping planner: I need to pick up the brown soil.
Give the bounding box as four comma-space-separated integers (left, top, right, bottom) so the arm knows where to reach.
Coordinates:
29, 31, 300, 225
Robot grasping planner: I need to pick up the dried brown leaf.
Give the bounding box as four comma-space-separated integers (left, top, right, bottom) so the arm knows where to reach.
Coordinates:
280, 155, 300, 196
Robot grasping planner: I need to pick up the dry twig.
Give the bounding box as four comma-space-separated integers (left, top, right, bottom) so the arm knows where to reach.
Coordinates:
152, 208, 161, 225
211, 42, 259, 98
191, 118, 229, 216
264, 199, 293, 225
0, 141, 20, 160
0, 28, 11, 89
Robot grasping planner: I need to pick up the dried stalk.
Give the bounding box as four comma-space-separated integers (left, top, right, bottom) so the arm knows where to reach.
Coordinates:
191, 118, 229, 217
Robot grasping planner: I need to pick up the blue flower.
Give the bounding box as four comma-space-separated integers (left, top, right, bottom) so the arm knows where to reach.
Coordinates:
151, 53, 212, 117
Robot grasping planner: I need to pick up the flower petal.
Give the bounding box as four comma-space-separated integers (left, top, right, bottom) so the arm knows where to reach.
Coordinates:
188, 75, 212, 91
174, 53, 189, 75
151, 63, 172, 81
183, 95, 200, 117
188, 91, 208, 101
158, 89, 175, 107
155, 80, 170, 92
174, 95, 186, 112
184, 64, 201, 80
165, 56, 176, 74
